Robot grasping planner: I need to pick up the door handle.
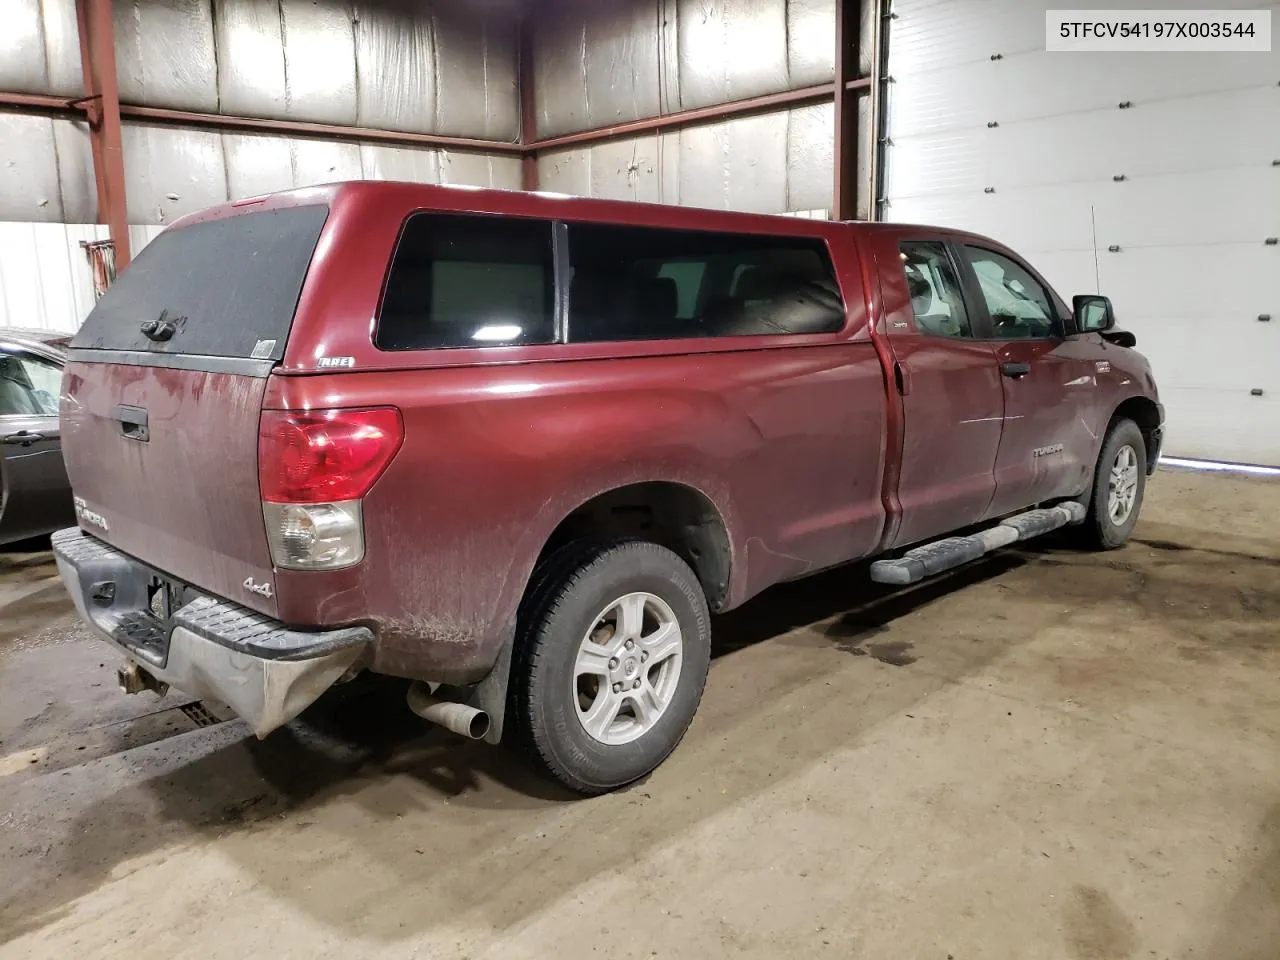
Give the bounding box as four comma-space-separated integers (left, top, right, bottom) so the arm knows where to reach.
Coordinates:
1001, 361, 1031, 379
114, 404, 150, 442
2, 431, 45, 447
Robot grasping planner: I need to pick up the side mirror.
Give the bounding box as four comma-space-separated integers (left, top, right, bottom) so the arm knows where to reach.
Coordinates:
1073, 294, 1115, 334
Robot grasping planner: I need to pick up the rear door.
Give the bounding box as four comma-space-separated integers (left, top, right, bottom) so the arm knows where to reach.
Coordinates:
873, 232, 1005, 549
955, 244, 1100, 518
0, 345, 72, 543
61, 204, 329, 615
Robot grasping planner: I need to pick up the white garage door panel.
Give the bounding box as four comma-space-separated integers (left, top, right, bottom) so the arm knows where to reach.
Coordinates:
988, 86, 1280, 190
889, 0, 1048, 74
1159, 387, 1280, 465
1018, 250, 1101, 303
1095, 167, 1280, 249
887, 0, 1280, 464
887, 128, 987, 198
892, 182, 1099, 253
1124, 316, 1278, 393
889, 48, 1280, 140
1097, 245, 1278, 323
890, 0, 1278, 75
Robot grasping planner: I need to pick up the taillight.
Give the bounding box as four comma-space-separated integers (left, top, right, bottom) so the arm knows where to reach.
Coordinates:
259, 408, 403, 571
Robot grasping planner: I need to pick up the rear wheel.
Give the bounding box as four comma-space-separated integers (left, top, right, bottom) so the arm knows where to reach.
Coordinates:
1080, 418, 1147, 550
512, 540, 711, 795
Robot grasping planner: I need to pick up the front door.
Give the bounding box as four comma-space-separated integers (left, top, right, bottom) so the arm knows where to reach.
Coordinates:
875, 234, 1005, 549
0, 347, 72, 544
955, 244, 1100, 519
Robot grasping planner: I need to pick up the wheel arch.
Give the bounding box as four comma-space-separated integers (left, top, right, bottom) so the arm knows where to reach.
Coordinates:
532, 480, 734, 613
1110, 395, 1163, 473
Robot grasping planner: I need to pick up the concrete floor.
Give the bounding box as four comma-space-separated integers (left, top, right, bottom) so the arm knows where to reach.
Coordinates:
0, 468, 1277, 960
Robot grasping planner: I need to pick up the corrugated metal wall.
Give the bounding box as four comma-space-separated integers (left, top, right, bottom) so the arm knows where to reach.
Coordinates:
121, 126, 520, 226
883, 0, 1280, 465
110, 0, 518, 139
537, 102, 833, 214
533, 0, 861, 215
1, 0, 521, 226
0, 0, 522, 329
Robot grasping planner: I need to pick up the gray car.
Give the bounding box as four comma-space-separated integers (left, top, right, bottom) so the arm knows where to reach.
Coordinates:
0, 329, 74, 545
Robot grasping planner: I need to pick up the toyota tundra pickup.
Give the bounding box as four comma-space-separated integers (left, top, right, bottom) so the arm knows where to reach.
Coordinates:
53, 182, 1163, 794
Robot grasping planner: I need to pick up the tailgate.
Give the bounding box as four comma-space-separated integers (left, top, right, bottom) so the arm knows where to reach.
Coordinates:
61, 204, 329, 617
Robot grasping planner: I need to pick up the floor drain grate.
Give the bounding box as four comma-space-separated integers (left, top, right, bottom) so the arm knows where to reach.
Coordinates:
179, 701, 224, 728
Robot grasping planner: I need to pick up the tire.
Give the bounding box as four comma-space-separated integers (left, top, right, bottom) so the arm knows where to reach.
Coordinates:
1080, 418, 1147, 550
511, 540, 711, 795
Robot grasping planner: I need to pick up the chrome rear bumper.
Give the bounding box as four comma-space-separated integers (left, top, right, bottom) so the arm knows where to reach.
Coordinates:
51, 527, 371, 737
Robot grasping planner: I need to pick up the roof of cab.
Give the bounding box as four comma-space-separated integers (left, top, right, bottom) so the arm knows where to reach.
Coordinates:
166, 180, 873, 239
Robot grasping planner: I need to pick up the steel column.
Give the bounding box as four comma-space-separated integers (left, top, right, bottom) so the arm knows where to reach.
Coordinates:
75, 0, 130, 268
518, 19, 539, 190
833, 0, 859, 220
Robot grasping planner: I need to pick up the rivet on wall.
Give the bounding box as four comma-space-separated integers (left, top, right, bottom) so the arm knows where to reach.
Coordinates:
1113, 174, 1127, 182
1108, 245, 1121, 253
1118, 101, 1133, 109
1260, 314, 1273, 322
990, 53, 1003, 61
1266, 237, 1279, 246
984, 187, 996, 194
987, 121, 999, 128
1251, 388, 1265, 397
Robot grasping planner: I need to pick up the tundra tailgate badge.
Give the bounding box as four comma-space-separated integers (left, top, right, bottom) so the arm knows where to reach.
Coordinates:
73, 496, 110, 533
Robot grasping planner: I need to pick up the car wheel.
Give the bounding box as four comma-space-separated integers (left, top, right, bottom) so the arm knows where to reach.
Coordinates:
1081, 418, 1147, 550
512, 540, 711, 795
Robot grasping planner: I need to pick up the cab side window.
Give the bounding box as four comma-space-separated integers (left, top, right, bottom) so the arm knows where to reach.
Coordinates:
899, 242, 973, 338
962, 246, 1057, 340
565, 223, 845, 342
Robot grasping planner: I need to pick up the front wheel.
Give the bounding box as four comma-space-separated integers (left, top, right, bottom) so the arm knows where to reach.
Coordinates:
1080, 418, 1147, 550
511, 540, 711, 795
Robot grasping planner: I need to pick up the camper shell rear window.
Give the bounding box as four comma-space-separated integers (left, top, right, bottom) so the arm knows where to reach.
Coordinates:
72, 205, 329, 362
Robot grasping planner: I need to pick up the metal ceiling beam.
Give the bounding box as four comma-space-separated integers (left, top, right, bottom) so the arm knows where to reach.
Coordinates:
117, 104, 523, 154
529, 83, 839, 153
75, 0, 131, 267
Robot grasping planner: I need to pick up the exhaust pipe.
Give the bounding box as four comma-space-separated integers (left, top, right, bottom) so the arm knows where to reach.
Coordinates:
407, 681, 490, 740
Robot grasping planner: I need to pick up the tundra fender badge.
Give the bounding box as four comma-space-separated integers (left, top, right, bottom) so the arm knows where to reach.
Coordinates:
1033, 443, 1065, 458
243, 576, 275, 599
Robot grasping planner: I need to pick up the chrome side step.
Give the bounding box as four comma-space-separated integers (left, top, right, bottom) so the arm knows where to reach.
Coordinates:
870, 502, 1085, 585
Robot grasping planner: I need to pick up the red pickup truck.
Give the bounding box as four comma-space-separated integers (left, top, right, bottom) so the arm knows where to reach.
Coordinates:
53, 182, 1163, 794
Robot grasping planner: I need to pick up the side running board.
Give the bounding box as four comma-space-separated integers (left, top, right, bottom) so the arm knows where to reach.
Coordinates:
869, 502, 1085, 585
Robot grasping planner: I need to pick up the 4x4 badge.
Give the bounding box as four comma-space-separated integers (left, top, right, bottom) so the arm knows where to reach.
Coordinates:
243, 577, 274, 599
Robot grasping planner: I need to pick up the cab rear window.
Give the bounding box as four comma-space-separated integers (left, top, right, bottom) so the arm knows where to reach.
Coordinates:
72, 205, 328, 361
